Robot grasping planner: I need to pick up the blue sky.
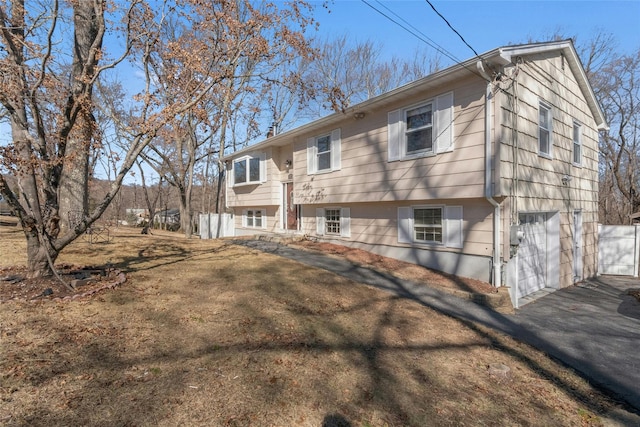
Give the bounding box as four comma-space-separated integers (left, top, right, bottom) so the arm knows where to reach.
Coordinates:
311, 0, 640, 64
3, 1, 638, 182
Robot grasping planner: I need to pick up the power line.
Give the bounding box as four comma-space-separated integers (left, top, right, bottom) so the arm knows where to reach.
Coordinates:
425, 0, 484, 63
371, 0, 462, 64
360, 0, 490, 82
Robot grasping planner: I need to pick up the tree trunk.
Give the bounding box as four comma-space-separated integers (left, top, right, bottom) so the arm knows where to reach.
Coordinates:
180, 194, 192, 238
24, 228, 58, 278
215, 162, 225, 214
58, 1, 101, 231
59, 139, 90, 231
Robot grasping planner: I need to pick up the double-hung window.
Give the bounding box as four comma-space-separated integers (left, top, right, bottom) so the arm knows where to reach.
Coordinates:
316, 135, 332, 172
572, 121, 582, 166
406, 103, 433, 155
307, 129, 341, 174
413, 207, 442, 243
539, 102, 552, 157
316, 207, 350, 238
246, 210, 262, 228
324, 208, 341, 235
233, 154, 265, 186
388, 91, 454, 161
243, 209, 266, 229
398, 205, 463, 248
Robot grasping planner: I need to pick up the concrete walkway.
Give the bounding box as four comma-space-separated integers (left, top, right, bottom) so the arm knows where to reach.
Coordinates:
238, 239, 640, 421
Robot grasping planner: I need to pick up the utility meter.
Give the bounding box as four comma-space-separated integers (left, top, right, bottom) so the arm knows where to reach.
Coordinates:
510, 224, 524, 246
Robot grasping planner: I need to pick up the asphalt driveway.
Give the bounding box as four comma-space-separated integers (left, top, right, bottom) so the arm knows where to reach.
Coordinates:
512, 276, 640, 413
238, 239, 640, 419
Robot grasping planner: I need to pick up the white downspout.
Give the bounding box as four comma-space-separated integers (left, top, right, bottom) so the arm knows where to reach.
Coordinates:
477, 61, 502, 289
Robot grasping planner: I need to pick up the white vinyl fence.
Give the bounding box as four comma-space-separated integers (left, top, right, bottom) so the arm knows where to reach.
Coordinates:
199, 213, 234, 239
598, 224, 640, 276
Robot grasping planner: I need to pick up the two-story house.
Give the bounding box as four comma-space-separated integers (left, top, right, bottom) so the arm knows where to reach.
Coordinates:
223, 40, 606, 307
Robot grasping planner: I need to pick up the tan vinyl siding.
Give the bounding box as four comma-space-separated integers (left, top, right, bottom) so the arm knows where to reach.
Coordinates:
293, 76, 488, 205
498, 50, 599, 288
300, 199, 495, 281
224, 45, 601, 290
234, 206, 280, 235
227, 147, 284, 207
301, 199, 494, 258
582, 217, 598, 278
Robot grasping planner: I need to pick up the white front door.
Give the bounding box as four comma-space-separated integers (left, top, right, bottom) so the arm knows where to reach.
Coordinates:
518, 213, 547, 297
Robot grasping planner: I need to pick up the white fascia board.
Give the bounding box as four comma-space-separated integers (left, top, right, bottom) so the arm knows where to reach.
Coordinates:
223, 41, 607, 162
499, 40, 608, 131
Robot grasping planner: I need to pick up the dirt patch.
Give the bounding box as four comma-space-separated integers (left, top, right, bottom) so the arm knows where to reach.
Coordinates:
292, 240, 496, 294
0, 265, 126, 303
0, 227, 636, 426
629, 289, 640, 302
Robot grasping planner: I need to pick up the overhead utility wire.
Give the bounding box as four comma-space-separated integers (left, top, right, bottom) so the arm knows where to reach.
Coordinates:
425, 0, 481, 58
360, 0, 490, 82
424, 0, 497, 75
372, 0, 462, 64
361, 0, 459, 66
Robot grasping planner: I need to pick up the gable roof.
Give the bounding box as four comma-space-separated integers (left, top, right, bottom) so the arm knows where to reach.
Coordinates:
496, 40, 607, 130
224, 40, 606, 160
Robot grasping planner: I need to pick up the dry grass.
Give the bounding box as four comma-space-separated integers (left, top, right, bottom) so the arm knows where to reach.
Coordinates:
0, 225, 635, 426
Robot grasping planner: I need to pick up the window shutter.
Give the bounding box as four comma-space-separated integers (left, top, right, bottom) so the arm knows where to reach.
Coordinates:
397, 207, 412, 244
388, 110, 402, 161
259, 152, 267, 182
316, 208, 325, 235
229, 161, 235, 186
444, 205, 463, 248
241, 209, 248, 227
435, 92, 454, 153
261, 209, 267, 229
340, 207, 350, 238
331, 128, 341, 171
307, 137, 317, 174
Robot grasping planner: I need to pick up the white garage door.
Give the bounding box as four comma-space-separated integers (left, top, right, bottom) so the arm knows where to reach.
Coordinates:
518, 213, 547, 297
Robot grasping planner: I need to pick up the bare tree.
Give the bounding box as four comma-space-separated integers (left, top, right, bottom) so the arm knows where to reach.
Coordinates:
304, 35, 442, 117
0, 1, 138, 278
596, 50, 640, 222
0, 0, 319, 276
136, 0, 320, 236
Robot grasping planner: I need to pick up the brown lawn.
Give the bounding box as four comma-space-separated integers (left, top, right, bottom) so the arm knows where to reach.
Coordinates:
0, 223, 636, 426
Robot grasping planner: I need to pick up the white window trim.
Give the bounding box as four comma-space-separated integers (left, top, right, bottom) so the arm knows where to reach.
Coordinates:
538, 101, 553, 159
242, 209, 267, 229
388, 91, 454, 162
404, 102, 435, 157
316, 207, 350, 238
397, 205, 463, 248
232, 153, 266, 187
307, 128, 341, 175
412, 205, 445, 245
572, 120, 582, 167
316, 134, 332, 173
324, 207, 341, 235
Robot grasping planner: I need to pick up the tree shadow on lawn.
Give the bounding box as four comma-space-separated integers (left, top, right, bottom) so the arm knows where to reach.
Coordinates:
4, 244, 638, 426
242, 240, 640, 419
108, 241, 241, 275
